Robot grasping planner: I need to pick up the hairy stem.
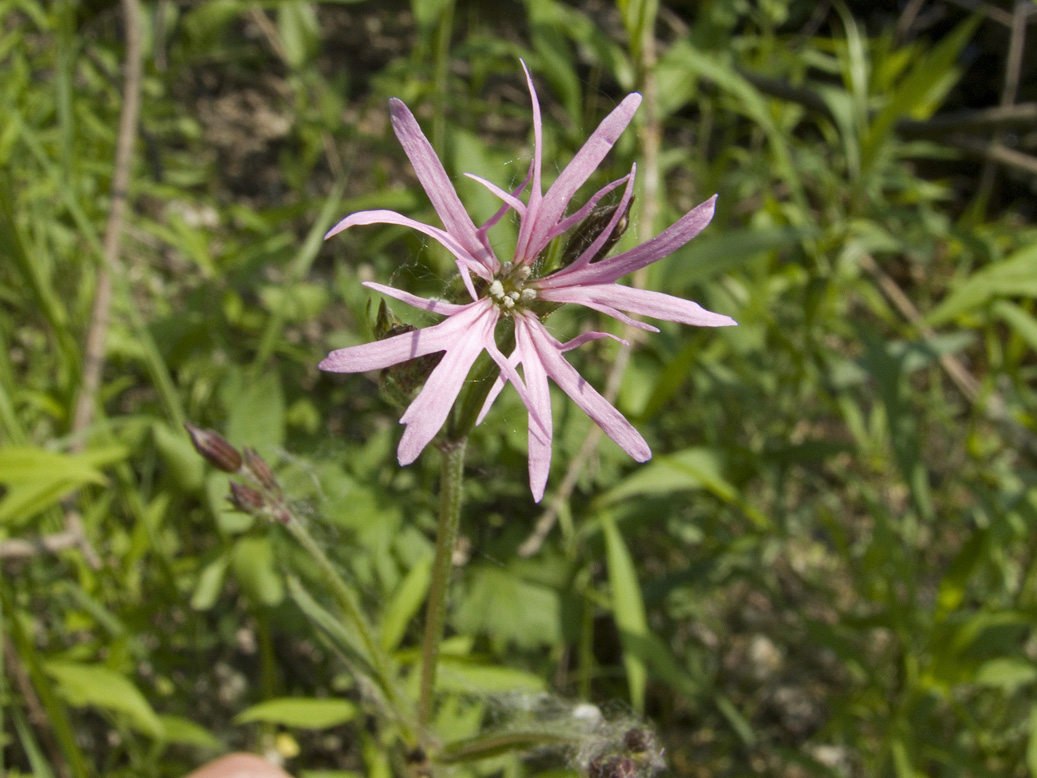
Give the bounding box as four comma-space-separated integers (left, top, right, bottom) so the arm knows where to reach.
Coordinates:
418, 436, 467, 735
284, 516, 411, 738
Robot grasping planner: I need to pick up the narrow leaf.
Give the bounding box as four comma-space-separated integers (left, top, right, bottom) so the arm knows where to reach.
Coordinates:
601, 513, 648, 713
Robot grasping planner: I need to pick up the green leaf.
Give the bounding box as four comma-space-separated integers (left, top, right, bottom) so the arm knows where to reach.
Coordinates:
230, 535, 285, 607
410, 0, 453, 30
44, 661, 164, 738
277, 1, 320, 68
714, 693, 755, 747
259, 282, 330, 323
599, 448, 772, 530
928, 243, 1037, 325
974, 658, 1037, 690
600, 447, 734, 505
935, 529, 987, 617
226, 371, 285, 452
601, 513, 647, 713
0, 445, 127, 526
454, 567, 563, 649
380, 555, 432, 652
993, 300, 1037, 352
661, 226, 813, 289
158, 715, 224, 749
438, 730, 578, 764
862, 16, 980, 170
152, 421, 205, 492
434, 659, 546, 694
1027, 703, 1037, 777
287, 576, 380, 683
235, 697, 358, 729
0, 446, 124, 484
191, 554, 230, 611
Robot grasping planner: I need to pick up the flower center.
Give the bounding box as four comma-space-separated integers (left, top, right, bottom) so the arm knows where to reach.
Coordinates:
487, 262, 538, 314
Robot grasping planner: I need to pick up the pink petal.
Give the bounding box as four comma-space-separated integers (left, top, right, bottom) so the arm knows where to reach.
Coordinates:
558, 330, 630, 352
318, 302, 487, 373
525, 319, 651, 462
515, 60, 545, 263
542, 195, 717, 288
397, 307, 497, 464
325, 209, 491, 281
464, 173, 527, 215
389, 99, 499, 275
538, 287, 660, 331
475, 358, 514, 427
564, 168, 637, 270
517, 93, 642, 262
473, 336, 550, 440
478, 161, 533, 234
540, 284, 736, 328
547, 169, 632, 243
363, 282, 468, 316
515, 319, 553, 502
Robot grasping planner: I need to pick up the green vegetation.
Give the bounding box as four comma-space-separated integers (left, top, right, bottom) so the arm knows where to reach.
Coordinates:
2, 1, 1036, 777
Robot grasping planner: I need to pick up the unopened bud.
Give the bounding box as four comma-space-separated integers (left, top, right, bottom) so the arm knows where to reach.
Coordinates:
184, 423, 242, 473
374, 299, 408, 340
560, 198, 633, 270
404, 746, 431, 778
228, 482, 265, 514
243, 448, 279, 494
587, 756, 638, 778
623, 728, 657, 755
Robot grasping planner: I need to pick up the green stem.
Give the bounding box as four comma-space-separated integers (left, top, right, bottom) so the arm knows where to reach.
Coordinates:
284, 517, 407, 730
418, 436, 467, 733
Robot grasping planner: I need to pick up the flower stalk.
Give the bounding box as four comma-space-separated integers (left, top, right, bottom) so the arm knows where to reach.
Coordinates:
418, 435, 467, 734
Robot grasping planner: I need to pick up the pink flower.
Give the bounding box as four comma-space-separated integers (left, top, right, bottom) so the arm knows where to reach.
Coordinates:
320, 64, 736, 501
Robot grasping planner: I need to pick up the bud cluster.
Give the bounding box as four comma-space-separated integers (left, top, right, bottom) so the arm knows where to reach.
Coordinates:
581, 727, 664, 778
184, 423, 291, 523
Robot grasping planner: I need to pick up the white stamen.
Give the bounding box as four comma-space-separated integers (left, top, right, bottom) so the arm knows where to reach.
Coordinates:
521, 288, 537, 301
488, 280, 504, 299
507, 291, 520, 301
501, 297, 515, 309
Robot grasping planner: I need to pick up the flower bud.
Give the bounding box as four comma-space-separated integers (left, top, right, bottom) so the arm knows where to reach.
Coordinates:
373, 299, 444, 407
184, 423, 243, 473
243, 448, 279, 494
587, 756, 638, 778
559, 198, 633, 270
228, 482, 265, 514
404, 746, 431, 778
623, 728, 657, 756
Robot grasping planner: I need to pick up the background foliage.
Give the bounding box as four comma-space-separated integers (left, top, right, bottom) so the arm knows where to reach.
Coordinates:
2, 1, 1037, 777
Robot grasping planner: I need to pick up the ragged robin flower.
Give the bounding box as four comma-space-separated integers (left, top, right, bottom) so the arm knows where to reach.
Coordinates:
320, 63, 736, 501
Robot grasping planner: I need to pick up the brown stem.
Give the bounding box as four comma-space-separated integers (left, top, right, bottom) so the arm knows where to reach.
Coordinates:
975, 1, 1030, 206
14, 0, 143, 570
71, 0, 142, 439
0, 511, 99, 566
858, 253, 1037, 459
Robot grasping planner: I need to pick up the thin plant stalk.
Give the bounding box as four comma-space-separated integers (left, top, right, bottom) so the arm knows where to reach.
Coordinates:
283, 515, 410, 736
418, 436, 467, 734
